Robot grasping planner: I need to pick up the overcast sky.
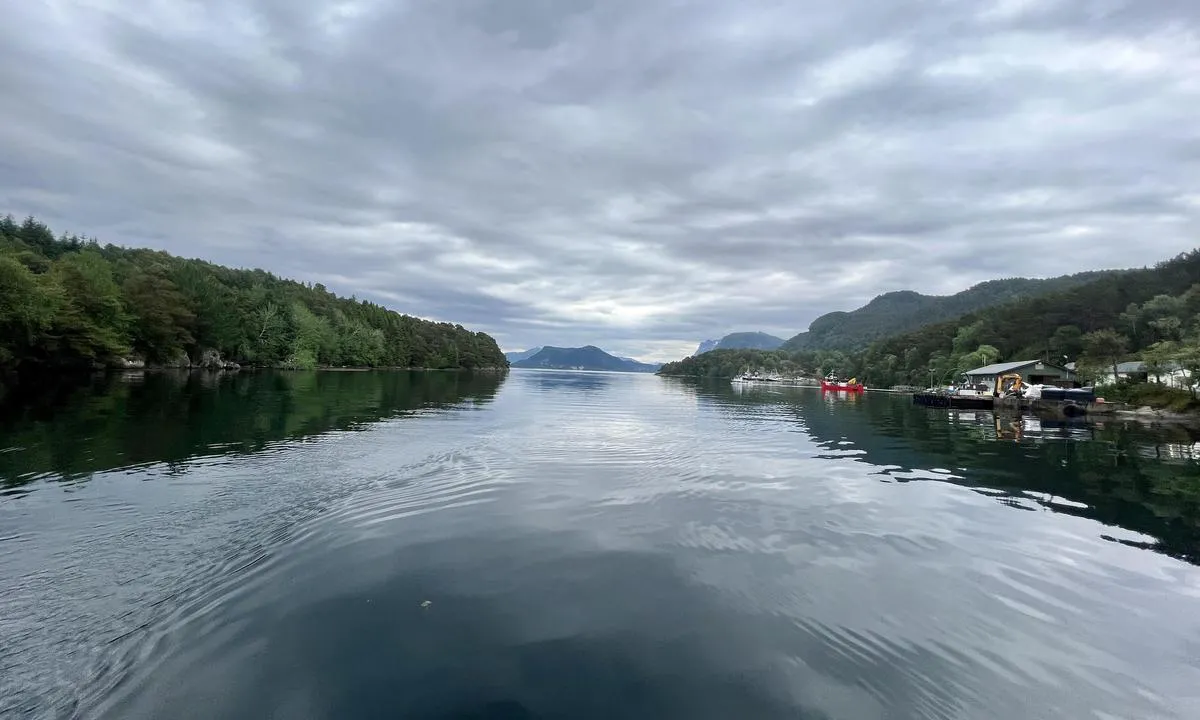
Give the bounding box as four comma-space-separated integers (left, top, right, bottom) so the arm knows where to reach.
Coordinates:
3, 0, 1199, 361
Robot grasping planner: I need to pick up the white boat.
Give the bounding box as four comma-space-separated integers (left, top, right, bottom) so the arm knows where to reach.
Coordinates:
732, 373, 817, 387
732, 372, 781, 383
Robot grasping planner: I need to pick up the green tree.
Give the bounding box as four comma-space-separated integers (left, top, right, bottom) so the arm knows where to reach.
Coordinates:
0, 256, 61, 367
289, 302, 338, 369
1149, 315, 1183, 342
173, 265, 243, 355
951, 320, 986, 355
123, 267, 195, 363
1172, 343, 1200, 398
1082, 329, 1129, 381
975, 344, 1000, 366
44, 250, 129, 364
1049, 325, 1084, 361
1142, 342, 1176, 383
336, 319, 385, 367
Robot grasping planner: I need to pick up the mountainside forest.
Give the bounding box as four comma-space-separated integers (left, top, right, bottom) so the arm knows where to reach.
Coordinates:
661, 249, 1200, 393
781, 273, 1111, 353
0, 215, 507, 373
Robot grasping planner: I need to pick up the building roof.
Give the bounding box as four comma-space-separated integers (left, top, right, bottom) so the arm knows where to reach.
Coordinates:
963, 360, 1073, 376
1115, 360, 1182, 374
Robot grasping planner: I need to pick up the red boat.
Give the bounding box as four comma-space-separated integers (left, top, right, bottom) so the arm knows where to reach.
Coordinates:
820, 376, 865, 392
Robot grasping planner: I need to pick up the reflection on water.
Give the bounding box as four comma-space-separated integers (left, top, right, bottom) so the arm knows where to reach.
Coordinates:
707, 380, 1200, 564
0, 370, 505, 495
519, 369, 616, 394
3, 371, 1200, 719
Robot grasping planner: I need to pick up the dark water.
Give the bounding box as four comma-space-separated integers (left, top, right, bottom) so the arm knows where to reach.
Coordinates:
3, 370, 1200, 719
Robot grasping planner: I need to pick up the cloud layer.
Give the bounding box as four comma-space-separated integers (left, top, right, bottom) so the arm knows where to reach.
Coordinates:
3, 0, 1198, 360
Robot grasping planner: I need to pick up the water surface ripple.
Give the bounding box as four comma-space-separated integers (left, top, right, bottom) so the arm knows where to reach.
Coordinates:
1, 370, 1199, 719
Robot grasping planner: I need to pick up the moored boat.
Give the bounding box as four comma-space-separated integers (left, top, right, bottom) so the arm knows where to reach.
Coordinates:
732, 372, 780, 383
820, 375, 865, 392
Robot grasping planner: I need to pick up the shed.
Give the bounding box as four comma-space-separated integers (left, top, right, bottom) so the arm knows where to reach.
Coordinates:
962, 360, 1078, 388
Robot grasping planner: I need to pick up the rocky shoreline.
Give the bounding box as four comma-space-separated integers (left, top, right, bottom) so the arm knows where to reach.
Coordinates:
112, 348, 240, 371
106, 348, 507, 373
1113, 406, 1200, 425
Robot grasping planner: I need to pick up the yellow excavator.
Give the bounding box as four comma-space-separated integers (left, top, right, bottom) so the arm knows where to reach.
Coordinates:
994, 373, 1023, 397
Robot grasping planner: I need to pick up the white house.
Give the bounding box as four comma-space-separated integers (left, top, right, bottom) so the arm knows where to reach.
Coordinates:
1096, 361, 1192, 388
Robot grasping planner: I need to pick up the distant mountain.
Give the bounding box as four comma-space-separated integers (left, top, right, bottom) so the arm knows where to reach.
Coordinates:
693, 331, 784, 356
504, 347, 543, 363
781, 273, 1112, 353
511, 346, 660, 373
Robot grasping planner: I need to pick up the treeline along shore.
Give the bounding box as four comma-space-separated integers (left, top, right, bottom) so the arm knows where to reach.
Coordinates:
660, 248, 1200, 411
0, 215, 509, 381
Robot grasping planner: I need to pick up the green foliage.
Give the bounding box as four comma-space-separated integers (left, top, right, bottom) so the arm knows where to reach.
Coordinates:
849, 251, 1200, 388
0, 214, 508, 372
0, 255, 61, 365
663, 248, 1200, 397
1082, 329, 1129, 379
122, 265, 195, 363
0, 370, 506, 492
1095, 382, 1200, 413
1049, 325, 1084, 359
44, 251, 130, 364
659, 348, 810, 378
1173, 344, 1200, 398
781, 273, 1112, 353
1141, 342, 1176, 382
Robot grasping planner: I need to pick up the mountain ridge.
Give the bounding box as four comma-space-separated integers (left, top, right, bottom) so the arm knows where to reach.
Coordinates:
503, 347, 543, 363
693, 331, 784, 356
512, 345, 660, 373
781, 273, 1114, 353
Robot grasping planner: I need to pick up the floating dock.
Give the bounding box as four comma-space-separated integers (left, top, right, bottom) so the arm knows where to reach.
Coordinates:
911, 393, 994, 410
913, 392, 1116, 417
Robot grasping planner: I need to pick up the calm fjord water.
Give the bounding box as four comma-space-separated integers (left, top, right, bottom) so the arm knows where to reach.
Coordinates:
2, 370, 1200, 719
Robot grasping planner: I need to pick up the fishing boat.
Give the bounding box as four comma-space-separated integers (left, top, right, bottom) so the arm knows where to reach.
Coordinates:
820, 374, 865, 392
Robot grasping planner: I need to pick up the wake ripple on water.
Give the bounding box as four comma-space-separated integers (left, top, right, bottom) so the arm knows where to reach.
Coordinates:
73, 435, 514, 719
6, 373, 1200, 719
328, 451, 509, 527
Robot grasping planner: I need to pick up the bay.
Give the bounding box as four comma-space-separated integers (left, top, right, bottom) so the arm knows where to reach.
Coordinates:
2, 369, 1199, 719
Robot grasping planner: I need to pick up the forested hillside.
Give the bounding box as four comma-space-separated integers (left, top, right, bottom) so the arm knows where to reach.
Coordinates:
0, 215, 507, 372
512, 345, 659, 372
659, 349, 805, 379
855, 250, 1200, 388
661, 249, 1200, 393
692, 332, 783, 356
781, 273, 1111, 352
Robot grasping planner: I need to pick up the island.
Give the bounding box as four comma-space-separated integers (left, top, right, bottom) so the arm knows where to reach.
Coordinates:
511, 346, 660, 373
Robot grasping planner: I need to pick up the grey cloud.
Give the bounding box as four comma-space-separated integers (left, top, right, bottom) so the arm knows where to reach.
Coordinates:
1, 0, 1198, 361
